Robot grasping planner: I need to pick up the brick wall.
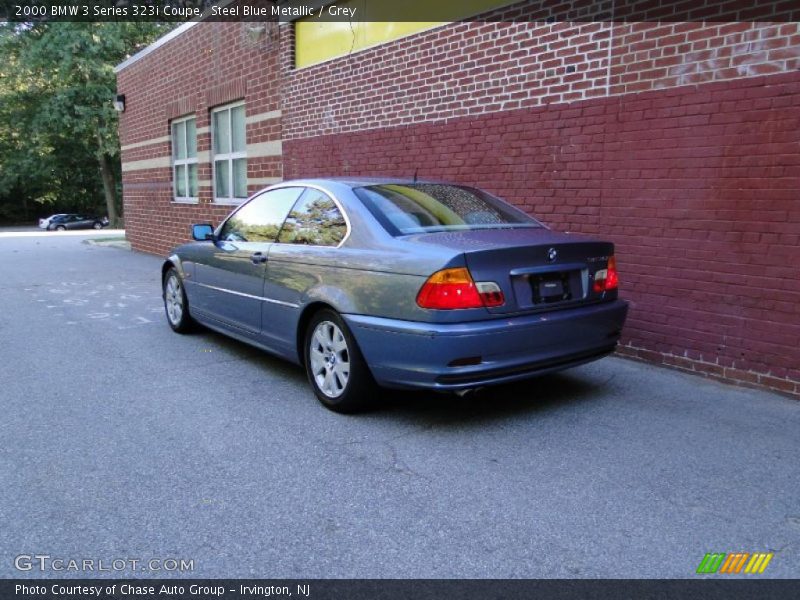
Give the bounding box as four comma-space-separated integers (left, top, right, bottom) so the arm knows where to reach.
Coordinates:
117, 21, 282, 255
284, 73, 800, 396
279, 15, 800, 396
282, 16, 800, 137
117, 7, 800, 397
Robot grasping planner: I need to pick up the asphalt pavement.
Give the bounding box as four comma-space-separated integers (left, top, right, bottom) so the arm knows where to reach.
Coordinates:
0, 228, 798, 578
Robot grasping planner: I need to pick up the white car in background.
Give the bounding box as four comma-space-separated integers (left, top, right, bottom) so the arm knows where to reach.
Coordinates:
38, 214, 68, 229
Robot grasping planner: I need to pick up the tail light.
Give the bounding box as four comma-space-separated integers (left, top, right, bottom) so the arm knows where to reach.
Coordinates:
416, 267, 505, 310
593, 256, 619, 293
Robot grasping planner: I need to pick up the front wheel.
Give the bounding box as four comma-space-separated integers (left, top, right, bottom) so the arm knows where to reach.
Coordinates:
93, 221, 103, 229
163, 268, 195, 333
304, 309, 376, 413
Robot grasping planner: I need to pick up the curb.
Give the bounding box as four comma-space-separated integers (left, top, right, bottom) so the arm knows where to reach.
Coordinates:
84, 238, 131, 250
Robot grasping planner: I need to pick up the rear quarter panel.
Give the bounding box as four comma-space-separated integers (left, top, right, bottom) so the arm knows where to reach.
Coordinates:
265, 245, 436, 320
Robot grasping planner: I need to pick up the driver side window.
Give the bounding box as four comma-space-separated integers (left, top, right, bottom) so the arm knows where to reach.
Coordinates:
218, 187, 304, 242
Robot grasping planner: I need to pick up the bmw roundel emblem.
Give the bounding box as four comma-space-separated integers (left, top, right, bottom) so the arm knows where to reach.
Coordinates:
547, 247, 558, 262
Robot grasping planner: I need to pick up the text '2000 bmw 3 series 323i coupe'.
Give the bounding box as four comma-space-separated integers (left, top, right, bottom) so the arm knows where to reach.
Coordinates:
162, 178, 628, 412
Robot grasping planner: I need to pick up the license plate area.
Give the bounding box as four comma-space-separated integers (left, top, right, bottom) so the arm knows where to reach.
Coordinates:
530, 271, 574, 304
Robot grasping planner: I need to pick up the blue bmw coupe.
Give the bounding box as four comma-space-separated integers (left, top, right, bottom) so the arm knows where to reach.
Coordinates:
162, 178, 628, 412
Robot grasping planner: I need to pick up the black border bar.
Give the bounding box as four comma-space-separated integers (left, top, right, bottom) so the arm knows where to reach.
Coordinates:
3, 579, 800, 600
2, 0, 800, 23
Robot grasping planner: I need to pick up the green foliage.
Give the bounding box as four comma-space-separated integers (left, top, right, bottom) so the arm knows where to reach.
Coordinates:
223, 197, 347, 246
225, 218, 284, 243
279, 198, 347, 246
0, 22, 169, 223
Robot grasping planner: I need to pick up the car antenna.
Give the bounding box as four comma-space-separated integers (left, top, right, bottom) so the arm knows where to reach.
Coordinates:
413, 168, 418, 183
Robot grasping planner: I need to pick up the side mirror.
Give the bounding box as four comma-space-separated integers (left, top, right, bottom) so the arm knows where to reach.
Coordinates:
192, 223, 215, 241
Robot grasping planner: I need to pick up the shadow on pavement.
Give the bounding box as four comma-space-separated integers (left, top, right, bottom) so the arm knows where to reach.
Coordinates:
200, 323, 607, 423
375, 371, 606, 424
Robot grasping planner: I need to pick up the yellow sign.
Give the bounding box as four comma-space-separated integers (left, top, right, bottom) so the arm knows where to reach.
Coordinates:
295, 0, 517, 68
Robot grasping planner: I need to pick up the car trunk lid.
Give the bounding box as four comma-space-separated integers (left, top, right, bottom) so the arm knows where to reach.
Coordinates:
406, 227, 616, 315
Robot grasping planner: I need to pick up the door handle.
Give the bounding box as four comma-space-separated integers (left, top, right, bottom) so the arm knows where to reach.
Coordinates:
250, 252, 268, 265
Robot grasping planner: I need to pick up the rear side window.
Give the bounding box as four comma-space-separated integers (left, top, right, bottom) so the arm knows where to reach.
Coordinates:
219, 187, 304, 242
353, 183, 540, 235
277, 188, 347, 247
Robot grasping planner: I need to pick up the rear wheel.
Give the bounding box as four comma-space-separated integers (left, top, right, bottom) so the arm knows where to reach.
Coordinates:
304, 309, 376, 413
55, 225, 66, 231
163, 268, 195, 333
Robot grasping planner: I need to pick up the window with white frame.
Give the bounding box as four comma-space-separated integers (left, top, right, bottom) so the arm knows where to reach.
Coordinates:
212, 102, 247, 203
171, 115, 198, 202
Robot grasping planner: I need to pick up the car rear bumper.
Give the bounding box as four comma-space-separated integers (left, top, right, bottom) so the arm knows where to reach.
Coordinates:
344, 299, 629, 391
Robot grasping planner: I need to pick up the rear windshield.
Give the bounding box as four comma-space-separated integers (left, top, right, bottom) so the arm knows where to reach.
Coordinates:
353, 184, 541, 235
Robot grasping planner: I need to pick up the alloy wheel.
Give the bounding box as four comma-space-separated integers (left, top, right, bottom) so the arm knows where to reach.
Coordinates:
308, 320, 351, 398
165, 275, 184, 326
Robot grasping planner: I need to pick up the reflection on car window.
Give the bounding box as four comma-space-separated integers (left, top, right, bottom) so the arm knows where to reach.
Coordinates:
219, 187, 303, 242
353, 183, 541, 235
277, 189, 347, 247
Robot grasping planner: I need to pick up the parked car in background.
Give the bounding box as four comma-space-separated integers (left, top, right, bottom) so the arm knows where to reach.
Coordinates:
38, 214, 68, 229
46, 214, 108, 231
161, 178, 628, 413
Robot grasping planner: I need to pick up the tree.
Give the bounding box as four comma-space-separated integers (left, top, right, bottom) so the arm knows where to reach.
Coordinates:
0, 22, 169, 225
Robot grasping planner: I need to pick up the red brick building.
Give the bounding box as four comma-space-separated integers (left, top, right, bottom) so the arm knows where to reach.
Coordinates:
116, 1, 800, 397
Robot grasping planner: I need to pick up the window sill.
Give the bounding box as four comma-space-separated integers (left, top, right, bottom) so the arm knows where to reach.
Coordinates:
172, 198, 199, 204
213, 198, 247, 206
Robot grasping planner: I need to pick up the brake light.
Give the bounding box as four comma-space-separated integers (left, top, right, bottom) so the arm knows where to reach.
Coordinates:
416, 267, 505, 309
593, 256, 619, 293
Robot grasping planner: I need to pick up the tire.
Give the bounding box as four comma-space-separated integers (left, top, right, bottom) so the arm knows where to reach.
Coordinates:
93, 221, 103, 229
163, 268, 195, 333
55, 225, 66, 231
304, 309, 377, 413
